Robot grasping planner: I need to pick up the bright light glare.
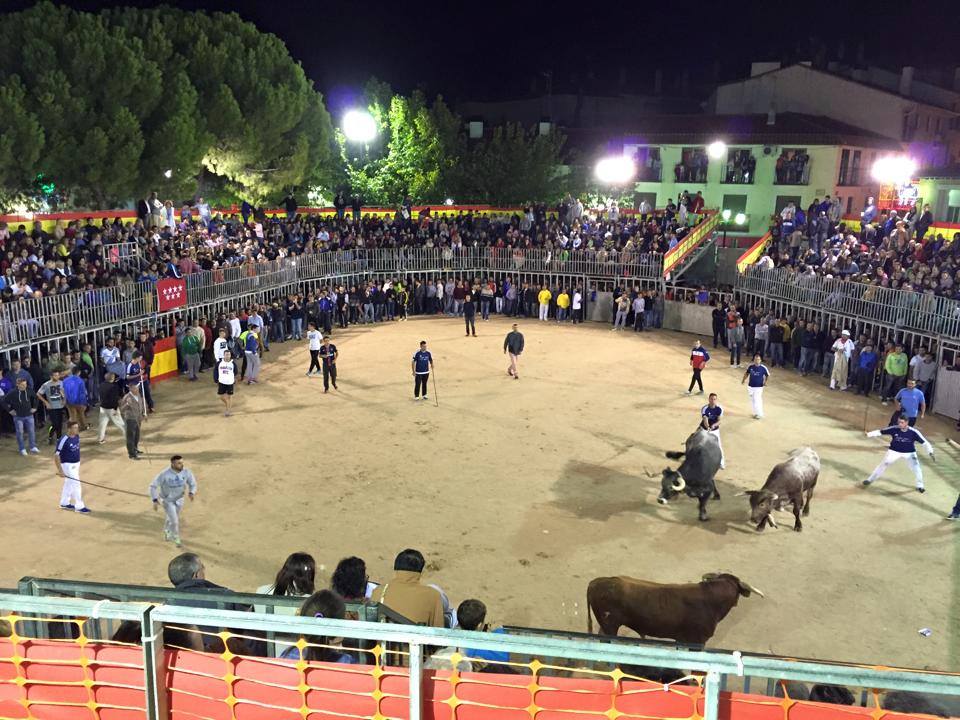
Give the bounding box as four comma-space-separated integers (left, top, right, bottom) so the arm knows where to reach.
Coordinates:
343, 109, 378, 143
444, 198, 454, 205
163, 169, 173, 179
721, 209, 732, 221
594, 156, 636, 184
707, 140, 727, 159
871, 156, 916, 184
735, 212, 746, 225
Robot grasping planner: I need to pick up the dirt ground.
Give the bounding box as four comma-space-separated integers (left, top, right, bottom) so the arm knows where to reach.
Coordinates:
1, 315, 958, 671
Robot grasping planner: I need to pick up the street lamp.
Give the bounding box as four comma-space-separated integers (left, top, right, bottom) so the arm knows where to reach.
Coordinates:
871, 156, 916, 184
163, 169, 172, 179
721, 209, 732, 221
342, 109, 378, 143
735, 212, 746, 225
594, 155, 636, 185
707, 140, 727, 159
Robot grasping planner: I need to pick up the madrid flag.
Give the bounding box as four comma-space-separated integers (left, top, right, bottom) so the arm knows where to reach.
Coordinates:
157, 278, 187, 312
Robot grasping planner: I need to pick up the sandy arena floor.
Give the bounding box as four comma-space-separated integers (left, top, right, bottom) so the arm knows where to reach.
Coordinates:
1, 315, 958, 671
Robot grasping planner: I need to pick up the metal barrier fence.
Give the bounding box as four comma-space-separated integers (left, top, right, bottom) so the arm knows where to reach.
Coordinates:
0, 248, 665, 350
2, 593, 959, 720
736, 266, 960, 339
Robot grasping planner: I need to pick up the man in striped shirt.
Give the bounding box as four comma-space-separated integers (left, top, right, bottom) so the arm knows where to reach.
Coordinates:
863, 415, 935, 492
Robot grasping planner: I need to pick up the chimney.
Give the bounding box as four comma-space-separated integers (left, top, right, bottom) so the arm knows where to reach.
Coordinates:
767, 106, 777, 126
899, 66, 915, 97
654, 68, 663, 94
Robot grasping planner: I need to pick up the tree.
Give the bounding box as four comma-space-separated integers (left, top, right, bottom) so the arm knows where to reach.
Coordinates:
0, 2, 338, 207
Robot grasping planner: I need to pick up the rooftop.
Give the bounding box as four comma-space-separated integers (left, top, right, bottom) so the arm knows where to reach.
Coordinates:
562, 112, 904, 154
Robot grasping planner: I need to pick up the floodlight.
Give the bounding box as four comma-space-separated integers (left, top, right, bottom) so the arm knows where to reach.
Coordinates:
343, 109, 378, 143
163, 169, 173, 179
722, 209, 732, 221
707, 140, 727, 159
594, 156, 636, 184
871, 156, 916, 184
735, 212, 746, 225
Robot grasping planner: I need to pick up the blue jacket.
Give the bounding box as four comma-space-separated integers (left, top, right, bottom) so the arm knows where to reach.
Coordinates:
858, 350, 878, 372
62, 374, 88, 406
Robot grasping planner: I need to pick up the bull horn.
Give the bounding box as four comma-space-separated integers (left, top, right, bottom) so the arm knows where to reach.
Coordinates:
733, 491, 748, 497
671, 476, 686, 492
743, 582, 766, 598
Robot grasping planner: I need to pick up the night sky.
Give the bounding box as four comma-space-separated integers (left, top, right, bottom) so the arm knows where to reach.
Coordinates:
5, 0, 960, 103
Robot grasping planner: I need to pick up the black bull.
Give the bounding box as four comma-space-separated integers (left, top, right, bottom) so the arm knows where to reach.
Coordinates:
649, 428, 723, 521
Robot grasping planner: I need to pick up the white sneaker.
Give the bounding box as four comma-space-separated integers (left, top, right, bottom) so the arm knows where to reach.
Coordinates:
19, 449, 27, 456
30, 447, 40, 454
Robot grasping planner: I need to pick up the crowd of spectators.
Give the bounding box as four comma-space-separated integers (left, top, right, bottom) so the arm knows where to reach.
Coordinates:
0, 193, 702, 312
674, 148, 709, 183
723, 150, 757, 184
756, 197, 960, 303
774, 149, 810, 185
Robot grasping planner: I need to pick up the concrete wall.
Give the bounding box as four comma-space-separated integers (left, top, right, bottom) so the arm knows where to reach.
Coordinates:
663, 300, 714, 337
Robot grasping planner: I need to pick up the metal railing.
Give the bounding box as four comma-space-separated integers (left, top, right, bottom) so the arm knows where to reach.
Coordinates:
663, 213, 720, 278
0, 248, 665, 348
736, 265, 960, 339
2, 593, 959, 720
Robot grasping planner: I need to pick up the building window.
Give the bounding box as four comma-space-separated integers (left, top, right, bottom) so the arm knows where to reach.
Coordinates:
674, 147, 708, 183
774, 148, 810, 185
774, 195, 802, 216
838, 149, 850, 185
633, 147, 662, 182
634, 191, 657, 211
721, 149, 756, 184
721, 194, 748, 215
850, 150, 861, 185
948, 206, 960, 223
846, 196, 853, 215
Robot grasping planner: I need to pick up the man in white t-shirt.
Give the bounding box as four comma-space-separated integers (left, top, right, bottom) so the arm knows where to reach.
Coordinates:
212, 328, 230, 383
216, 350, 237, 417
227, 312, 241, 340
306, 322, 323, 376
572, 288, 583, 324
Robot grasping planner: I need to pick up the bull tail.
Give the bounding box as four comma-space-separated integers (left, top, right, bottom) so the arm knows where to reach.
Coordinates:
665, 451, 686, 460
586, 586, 593, 634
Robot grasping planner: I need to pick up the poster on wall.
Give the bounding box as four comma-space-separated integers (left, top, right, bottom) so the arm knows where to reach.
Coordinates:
878, 181, 920, 212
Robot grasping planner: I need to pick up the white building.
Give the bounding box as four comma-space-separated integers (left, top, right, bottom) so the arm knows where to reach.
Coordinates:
707, 63, 960, 169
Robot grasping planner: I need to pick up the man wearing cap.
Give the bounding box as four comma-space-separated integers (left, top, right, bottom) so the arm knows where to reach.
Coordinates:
829, 329, 855, 391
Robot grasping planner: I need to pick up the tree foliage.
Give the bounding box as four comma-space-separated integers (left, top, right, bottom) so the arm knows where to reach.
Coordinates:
0, 1, 336, 209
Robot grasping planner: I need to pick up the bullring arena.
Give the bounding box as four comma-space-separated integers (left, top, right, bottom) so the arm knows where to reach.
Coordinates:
2, 314, 957, 672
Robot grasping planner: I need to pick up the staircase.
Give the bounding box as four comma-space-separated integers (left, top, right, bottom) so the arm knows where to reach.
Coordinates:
662, 212, 721, 281
669, 231, 719, 281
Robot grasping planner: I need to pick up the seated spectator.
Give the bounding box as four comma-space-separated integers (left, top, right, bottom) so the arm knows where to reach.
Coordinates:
370, 549, 445, 627
808, 684, 856, 705
255, 551, 316, 615
331, 556, 378, 601
111, 619, 204, 651
280, 590, 356, 663
425, 599, 512, 673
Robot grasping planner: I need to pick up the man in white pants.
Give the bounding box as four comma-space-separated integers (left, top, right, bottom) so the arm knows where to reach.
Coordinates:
863, 415, 935, 492
741, 353, 769, 419
150, 455, 198, 547
700, 393, 725, 469
55, 421, 90, 513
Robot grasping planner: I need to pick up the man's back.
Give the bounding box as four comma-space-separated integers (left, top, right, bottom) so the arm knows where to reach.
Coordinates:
373, 570, 444, 627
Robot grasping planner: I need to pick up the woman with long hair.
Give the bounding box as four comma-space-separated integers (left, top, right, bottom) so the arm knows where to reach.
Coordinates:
260, 552, 316, 597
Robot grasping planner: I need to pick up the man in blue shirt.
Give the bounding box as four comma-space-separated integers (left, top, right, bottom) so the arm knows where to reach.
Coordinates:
890, 378, 925, 427
244, 330, 261, 384
854, 342, 878, 396
740, 354, 770, 419
411, 341, 433, 401
864, 415, 935, 492
54, 421, 90, 513
700, 393, 725, 469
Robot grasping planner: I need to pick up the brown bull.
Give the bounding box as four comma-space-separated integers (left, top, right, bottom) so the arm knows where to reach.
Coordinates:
586, 573, 764, 645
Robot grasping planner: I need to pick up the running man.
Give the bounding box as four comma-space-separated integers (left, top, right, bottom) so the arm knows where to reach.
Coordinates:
741, 353, 770, 419
320, 335, 339, 392
150, 455, 197, 547
700, 393, 725, 469
212, 327, 230, 383
412, 340, 433, 401
217, 349, 237, 417
55, 421, 90, 513
863, 415, 935, 493
504, 323, 524, 380
686, 340, 710, 395
306, 322, 322, 376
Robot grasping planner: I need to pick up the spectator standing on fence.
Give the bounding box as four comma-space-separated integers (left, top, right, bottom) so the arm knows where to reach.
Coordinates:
150, 455, 197, 547
741, 353, 770, 419
686, 340, 710, 395
830, 330, 854, 391
37, 370, 66, 444
3, 376, 39, 456
881, 344, 909, 405
55, 421, 89, 513
119, 382, 145, 460
96, 372, 125, 443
